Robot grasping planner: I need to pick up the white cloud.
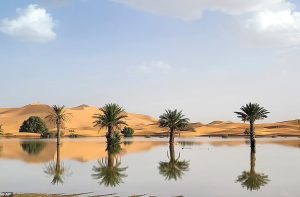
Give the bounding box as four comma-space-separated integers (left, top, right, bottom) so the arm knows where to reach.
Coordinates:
112, 0, 287, 21
0, 4, 56, 43
113, 0, 300, 47
138, 61, 172, 73
244, 8, 300, 46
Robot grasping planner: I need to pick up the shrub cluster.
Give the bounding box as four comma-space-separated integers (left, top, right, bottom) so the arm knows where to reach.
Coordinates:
121, 127, 134, 137
19, 116, 48, 133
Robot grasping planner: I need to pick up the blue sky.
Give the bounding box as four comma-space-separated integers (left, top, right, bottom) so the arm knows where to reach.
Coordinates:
1, 0, 300, 123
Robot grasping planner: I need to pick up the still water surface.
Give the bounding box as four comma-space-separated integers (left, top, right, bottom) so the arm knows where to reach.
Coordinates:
0, 137, 300, 197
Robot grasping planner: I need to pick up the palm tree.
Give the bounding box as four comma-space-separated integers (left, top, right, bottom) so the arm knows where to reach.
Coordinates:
44, 143, 70, 184
93, 103, 127, 142
235, 103, 269, 150
159, 109, 189, 146
158, 142, 189, 181
236, 149, 269, 191
92, 148, 127, 187
46, 105, 70, 146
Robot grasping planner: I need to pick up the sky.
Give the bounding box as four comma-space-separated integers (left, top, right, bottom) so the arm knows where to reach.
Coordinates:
0, 0, 300, 123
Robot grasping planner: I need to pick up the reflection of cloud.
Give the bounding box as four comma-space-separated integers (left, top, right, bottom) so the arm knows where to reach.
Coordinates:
137, 60, 172, 73
0, 4, 56, 43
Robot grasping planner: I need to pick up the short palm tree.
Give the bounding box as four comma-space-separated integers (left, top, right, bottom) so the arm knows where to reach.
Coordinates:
46, 105, 70, 145
235, 103, 269, 150
159, 109, 189, 145
93, 103, 127, 142
158, 141, 189, 181
236, 150, 269, 191
92, 149, 127, 187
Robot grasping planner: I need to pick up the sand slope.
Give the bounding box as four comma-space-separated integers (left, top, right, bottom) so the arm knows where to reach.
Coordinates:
0, 104, 300, 137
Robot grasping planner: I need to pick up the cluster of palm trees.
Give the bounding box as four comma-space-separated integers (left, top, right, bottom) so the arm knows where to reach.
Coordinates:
43, 102, 270, 189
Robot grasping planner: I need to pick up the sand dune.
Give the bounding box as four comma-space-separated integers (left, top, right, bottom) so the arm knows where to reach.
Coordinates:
0, 103, 300, 137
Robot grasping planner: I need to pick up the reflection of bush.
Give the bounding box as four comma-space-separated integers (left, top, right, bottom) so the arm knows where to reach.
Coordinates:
178, 141, 195, 148
123, 141, 133, 146
21, 141, 46, 155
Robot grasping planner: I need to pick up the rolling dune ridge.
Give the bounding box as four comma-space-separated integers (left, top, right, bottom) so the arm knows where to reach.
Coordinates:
0, 104, 300, 137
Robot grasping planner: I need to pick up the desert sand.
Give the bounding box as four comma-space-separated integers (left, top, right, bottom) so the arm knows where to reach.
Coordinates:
0, 103, 300, 137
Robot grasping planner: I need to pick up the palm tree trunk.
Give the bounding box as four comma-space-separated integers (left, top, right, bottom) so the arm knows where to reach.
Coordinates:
169, 128, 175, 146
57, 122, 61, 146
107, 125, 113, 142
249, 120, 256, 151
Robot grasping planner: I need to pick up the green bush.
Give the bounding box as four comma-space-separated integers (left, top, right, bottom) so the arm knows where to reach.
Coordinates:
121, 127, 134, 137
0, 124, 3, 135
40, 131, 54, 138
40, 130, 64, 138
68, 129, 78, 138
19, 116, 48, 133
106, 132, 122, 154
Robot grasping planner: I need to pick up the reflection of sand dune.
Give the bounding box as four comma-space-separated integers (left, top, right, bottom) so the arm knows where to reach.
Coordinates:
0, 140, 56, 163
0, 104, 300, 137
0, 139, 166, 163
1, 138, 300, 164
207, 139, 300, 148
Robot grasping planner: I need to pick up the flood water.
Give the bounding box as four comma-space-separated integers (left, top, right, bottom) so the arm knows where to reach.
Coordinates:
1, 137, 300, 197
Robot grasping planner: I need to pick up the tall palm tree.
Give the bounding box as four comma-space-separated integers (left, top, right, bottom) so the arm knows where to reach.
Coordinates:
92, 147, 127, 187
46, 105, 70, 146
44, 142, 70, 184
158, 142, 189, 181
236, 149, 269, 191
159, 109, 189, 146
93, 103, 127, 142
235, 103, 269, 150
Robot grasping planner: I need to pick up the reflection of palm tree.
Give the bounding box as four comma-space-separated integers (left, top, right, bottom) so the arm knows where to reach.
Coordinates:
236, 149, 269, 191
92, 146, 127, 187
158, 143, 189, 181
20, 141, 46, 155
44, 143, 70, 184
